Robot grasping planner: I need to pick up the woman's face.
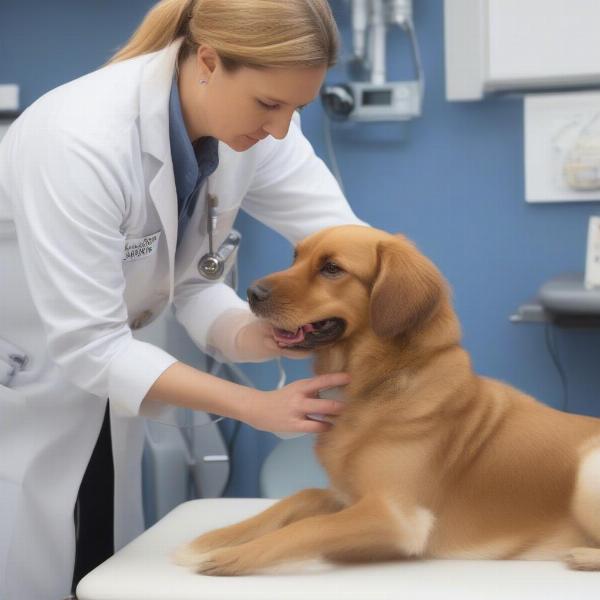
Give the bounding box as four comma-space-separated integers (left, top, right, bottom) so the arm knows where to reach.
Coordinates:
186, 47, 327, 151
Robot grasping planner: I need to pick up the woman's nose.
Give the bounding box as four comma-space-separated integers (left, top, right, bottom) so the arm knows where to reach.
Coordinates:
263, 111, 293, 140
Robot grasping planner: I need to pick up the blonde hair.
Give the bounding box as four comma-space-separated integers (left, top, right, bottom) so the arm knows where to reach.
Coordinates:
109, 0, 339, 70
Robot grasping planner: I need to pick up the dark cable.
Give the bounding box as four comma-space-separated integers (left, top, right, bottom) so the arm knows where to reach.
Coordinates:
544, 322, 569, 412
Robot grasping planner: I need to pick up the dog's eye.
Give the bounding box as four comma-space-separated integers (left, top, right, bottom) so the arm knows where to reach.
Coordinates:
320, 261, 344, 278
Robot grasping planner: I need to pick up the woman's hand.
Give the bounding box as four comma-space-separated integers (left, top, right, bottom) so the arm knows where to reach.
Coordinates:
238, 317, 311, 360
242, 372, 350, 434
207, 308, 310, 363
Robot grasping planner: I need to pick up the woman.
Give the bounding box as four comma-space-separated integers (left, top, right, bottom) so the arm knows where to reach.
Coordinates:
0, 1, 364, 598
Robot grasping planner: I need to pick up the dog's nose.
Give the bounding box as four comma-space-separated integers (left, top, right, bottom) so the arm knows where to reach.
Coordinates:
247, 282, 271, 304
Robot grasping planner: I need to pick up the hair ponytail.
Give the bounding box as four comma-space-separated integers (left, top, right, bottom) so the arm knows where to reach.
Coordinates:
109, 0, 193, 63
109, 0, 338, 70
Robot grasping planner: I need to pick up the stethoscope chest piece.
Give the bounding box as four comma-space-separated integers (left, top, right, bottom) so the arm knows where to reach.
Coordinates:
198, 253, 224, 280
197, 188, 241, 280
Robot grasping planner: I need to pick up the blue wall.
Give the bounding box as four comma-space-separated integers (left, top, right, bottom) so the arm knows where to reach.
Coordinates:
2, 1, 599, 498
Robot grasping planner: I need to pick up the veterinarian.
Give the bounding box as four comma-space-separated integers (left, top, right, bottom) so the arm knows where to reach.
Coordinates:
0, 1, 363, 598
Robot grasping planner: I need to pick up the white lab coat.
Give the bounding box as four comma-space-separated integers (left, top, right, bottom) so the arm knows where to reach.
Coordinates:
0, 40, 362, 600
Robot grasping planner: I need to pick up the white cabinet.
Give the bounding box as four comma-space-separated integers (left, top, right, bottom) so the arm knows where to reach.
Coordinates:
444, 0, 600, 101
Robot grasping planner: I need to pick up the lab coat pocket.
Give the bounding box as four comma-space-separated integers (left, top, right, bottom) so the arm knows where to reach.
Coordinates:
122, 230, 169, 319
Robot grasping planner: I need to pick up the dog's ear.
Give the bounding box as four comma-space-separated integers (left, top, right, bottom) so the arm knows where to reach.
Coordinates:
369, 239, 444, 338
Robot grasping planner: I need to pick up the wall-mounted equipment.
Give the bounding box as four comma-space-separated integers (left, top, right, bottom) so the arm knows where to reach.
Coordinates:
524, 91, 600, 203
585, 217, 600, 290
444, 0, 600, 102
321, 0, 423, 122
0, 84, 19, 112
0, 84, 20, 142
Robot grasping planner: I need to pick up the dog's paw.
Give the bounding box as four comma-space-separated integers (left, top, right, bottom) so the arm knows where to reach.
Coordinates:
191, 547, 253, 577
173, 529, 242, 567
172, 542, 205, 568
173, 542, 257, 575
563, 547, 600, 571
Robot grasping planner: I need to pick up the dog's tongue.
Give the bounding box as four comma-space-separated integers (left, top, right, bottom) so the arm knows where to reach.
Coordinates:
273, 323, 315, 345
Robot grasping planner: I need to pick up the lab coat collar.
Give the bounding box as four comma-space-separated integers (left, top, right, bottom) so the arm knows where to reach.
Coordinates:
139, 39, 183, 161
139, 39, 184, 303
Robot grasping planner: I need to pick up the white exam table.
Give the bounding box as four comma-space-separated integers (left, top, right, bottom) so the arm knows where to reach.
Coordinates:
77, 497, 600, 600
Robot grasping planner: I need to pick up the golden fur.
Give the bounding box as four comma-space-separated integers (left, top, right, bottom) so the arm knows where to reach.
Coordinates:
175, 225, 600, 575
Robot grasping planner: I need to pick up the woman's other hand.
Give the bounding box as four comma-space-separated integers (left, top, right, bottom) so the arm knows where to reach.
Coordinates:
208, 308, 311, 362
243, 372, 350, 434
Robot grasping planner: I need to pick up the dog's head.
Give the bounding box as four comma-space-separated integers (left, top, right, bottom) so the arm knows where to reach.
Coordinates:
247, 225, 453, 352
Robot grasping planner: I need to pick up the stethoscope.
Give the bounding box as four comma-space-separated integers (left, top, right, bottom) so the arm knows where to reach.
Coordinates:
198, 177, 241, 280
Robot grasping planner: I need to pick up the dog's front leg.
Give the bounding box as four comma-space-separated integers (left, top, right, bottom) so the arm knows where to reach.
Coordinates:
174, 487, 343, 566
189, 495, 434, 576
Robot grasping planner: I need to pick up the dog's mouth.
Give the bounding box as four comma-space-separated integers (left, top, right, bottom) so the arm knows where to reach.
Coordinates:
273, 318, 346, 350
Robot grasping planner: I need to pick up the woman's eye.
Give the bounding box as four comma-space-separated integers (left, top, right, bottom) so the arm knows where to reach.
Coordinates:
258, 100, 278, 110
321, 262, 344, 277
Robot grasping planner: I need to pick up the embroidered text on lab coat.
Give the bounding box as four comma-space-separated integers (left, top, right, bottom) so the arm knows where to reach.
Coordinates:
123, 232, 162, 262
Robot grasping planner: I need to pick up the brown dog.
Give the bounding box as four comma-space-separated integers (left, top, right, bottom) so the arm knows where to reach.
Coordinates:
175, 225, 600, 575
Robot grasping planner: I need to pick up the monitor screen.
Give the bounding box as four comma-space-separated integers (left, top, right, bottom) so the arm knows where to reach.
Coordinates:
362, 89, 392, 106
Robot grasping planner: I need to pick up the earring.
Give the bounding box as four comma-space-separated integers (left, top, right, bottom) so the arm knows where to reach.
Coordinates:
199, 79, 207, 85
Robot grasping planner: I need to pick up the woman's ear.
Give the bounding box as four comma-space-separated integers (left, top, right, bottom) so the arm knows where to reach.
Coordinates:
369, 239, 444, 338
196, 44, 218, 79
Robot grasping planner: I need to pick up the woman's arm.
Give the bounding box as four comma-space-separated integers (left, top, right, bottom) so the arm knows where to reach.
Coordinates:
9, 122, 178, 417
144, 361, 350, 434
242, 112, 368, 245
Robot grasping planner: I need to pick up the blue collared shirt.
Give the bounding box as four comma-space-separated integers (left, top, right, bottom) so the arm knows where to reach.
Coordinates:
168, 78, 219, 246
